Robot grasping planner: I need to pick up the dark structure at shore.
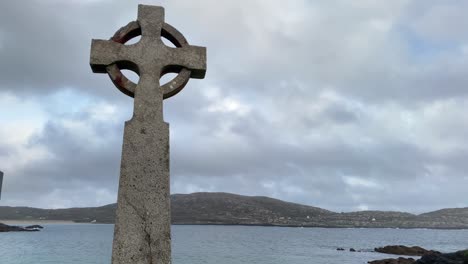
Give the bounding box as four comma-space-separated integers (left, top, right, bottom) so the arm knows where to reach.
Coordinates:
367, 246, 468, 264
0, 170, 3, 200
0, 223, 43, 232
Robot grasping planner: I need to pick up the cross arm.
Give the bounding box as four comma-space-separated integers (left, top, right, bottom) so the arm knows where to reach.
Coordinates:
90, 40, 131, 73
166, 45, 207, 79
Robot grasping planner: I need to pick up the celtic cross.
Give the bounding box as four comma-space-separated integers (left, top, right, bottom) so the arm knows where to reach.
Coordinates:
90, 5, 206, 264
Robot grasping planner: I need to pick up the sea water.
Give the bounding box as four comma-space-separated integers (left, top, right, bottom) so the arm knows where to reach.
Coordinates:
0, 224, 467, 264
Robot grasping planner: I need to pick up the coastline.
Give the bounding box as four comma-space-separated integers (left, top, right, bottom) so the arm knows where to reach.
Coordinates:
0, 220, 77, 225
3, 221, 467, 229
171, 223, 468, 230
2, 220, 467, 229
1, 193, 467, 229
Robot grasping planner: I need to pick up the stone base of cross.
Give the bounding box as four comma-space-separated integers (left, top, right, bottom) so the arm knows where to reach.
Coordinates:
90, 5, 206, 264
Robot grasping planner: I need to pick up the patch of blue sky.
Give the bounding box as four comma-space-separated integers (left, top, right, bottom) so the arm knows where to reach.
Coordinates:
41, 88, 95, 117
396, 25, 459, 62
0, 88, 120, 129
0, 91, 46, 124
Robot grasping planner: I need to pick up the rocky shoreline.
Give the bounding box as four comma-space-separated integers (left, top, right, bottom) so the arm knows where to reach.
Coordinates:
374, 246, 441, 256
0, 222, 43, 232
369, 249, 468, 264
337, 245, 468, 264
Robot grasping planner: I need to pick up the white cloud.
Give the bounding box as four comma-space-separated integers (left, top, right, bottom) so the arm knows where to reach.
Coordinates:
357, 204, 370, 211
0, 93, 50, 172
343, 176, 382, 189
207, 98, 250, 115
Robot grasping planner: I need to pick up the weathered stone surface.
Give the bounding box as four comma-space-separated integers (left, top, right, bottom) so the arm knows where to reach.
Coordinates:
90, 4, 206, 264
375, 245, 440, 256
112, 119, 171, 264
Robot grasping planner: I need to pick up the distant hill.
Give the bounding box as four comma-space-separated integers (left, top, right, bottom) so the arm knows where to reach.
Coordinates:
0, 203, 117, 223
416, 208, 468, 229
0, 192, 467, 228
171, 192, 333, 226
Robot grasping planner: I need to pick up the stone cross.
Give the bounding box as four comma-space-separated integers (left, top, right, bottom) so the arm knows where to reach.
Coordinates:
89, 5, 206, 264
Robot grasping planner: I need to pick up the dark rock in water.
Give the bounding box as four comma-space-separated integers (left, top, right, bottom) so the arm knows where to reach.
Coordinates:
25, 225, 44, 229
368, 257, 416, 264
375, 245, 440, 256
415, 250, 468, 264
350, 248, 356, 252
337, 248, 345, 251
0, 223, 24, 232
370, 249, 468, 264
0, 223, 41, 232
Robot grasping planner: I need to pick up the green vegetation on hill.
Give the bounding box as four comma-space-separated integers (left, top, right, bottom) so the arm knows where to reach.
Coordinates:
0, 192, 467, 228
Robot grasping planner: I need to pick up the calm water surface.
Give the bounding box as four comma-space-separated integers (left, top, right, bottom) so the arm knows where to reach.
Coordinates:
0, 224, 467, 264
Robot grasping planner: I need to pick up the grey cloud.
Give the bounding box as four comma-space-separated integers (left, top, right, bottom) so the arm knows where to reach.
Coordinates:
0, 1, 139, 99
1, 0, 467, 104
3, 103, 124, 207
0, 143, 12, 158
0, 1, 467, 213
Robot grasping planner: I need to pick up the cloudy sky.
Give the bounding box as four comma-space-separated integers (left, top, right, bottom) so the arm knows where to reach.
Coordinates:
0, 0, 467, 213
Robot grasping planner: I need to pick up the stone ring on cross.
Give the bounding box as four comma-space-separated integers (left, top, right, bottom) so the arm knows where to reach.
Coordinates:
106, 21, 192, 99
90, 5, 206, 102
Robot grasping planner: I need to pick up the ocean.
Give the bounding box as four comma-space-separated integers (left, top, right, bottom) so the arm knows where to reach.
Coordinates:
0, 224, 467, 264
